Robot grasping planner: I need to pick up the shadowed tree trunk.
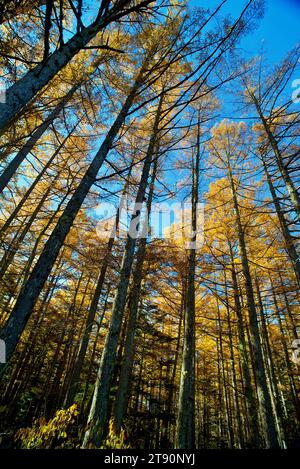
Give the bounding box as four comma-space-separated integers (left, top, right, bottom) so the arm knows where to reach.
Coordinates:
270, 277, 300, 427
224, 268, 244, 448
227, 161, 279, 448
0, 0, 47, 24
0, 84, 78, 194
113, 154, 158, 430
82, 91, 164, 448
63, 164, 134, 408
0, 169, 61, 280
250, 92, 300, 220
228, 241, 261, 447
0, 62, 147, 374
0, 0, 153, 132
261, 154, 300, 288
255, 276, 286, 448
175, 111, 201, 449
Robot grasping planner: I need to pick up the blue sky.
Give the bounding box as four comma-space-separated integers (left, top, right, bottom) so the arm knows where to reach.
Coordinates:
189, 0, 300, 65
178, 0, 300, 212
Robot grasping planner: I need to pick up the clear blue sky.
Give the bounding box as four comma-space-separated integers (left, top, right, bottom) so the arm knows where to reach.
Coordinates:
189, 0, 300, 65
179, 0, 300, 204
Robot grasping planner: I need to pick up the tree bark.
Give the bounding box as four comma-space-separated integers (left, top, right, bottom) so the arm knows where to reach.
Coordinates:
0, 0, 47, 24
63, 164, 134, 408
0, 121, 77, 236
175, 112, 200, 449
227, 162, 279, 448
261, 155, 300, 288
0, 0, 153, 132
82, 91, 164, 448
0, 66, 145, 374
0, 84, 78, 194
113, 155, 158, 430
251, 93, 300, 220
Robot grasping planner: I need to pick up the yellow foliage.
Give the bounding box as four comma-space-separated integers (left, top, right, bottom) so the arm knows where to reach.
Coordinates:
99, 418, 130, 449
14, 404, 78, 449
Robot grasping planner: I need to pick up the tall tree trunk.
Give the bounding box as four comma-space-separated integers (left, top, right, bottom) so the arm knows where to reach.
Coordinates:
164, 280, 185, 442
0, 122, 77, 237
82, 91, 164, 448
270, 277, 300, 427
0, 0, 152, 132
224, 268, 244, 448
251, 93, 300, 220
79, 287, 111, 423
261, 155, 300, 288
0, 169, 62, 279
0, 65, 146, 373
278, 270, 299, 341
227, 163, 279, 448
175, 112, 201, 449
1, 256, 64, 405
113, 155, 158, 430
0, 89, 78, 194
0, 0, 47, 24
63, 164, 134, 408
216, 294, 234, 448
